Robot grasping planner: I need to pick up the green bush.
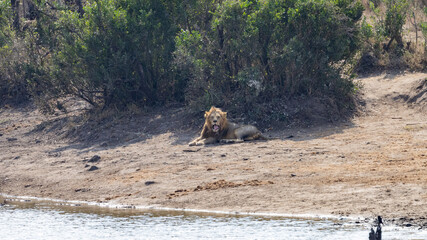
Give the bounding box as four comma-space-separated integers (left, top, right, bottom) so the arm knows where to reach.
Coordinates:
176, 0, 363, 112
422, 7, 427, 52
0, 1, 28, 104
51, 0, 178, 109
1, 0, 364, 117
384, 0, 408, 50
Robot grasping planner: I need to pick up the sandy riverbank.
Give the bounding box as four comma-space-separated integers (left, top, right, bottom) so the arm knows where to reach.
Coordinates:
1, 72, 426, 228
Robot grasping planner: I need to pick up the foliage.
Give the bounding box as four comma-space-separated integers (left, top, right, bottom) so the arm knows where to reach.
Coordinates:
176, 0, 363, 112
0, 1, 27, 104
422, 7, 427, 50
1, 0, 365, 117
384, 0, 408, 48
50, 0, 178, 109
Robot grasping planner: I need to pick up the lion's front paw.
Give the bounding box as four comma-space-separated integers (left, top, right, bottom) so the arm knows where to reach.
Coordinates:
189, 141, 203, 146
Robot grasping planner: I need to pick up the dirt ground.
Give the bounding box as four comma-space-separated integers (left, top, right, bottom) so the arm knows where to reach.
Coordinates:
1, 72, 426, 228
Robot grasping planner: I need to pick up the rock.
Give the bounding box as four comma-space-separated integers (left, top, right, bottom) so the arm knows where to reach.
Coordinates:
48, 152, 61, 157
100, 142, 108, 147
88, 155, 101, 163
87, 166, 99, 171
14, 156, 20, 160
145, 181, 155, 186
183, 148, 201, 152
7, 138, 17, 142
75, 188, 90, 192
291, 174, 297, 177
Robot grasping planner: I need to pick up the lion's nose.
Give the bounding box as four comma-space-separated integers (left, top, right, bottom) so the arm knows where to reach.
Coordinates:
213, 119, 217, 123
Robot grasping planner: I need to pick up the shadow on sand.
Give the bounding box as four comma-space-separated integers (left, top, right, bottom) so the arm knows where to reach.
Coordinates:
25, 103, 357, 155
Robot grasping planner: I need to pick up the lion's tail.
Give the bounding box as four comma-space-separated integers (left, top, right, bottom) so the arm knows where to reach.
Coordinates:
253, 133, 275, 140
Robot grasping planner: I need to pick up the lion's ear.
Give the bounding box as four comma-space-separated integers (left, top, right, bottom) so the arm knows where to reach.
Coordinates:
204, 111, 209, 118
222, 112, 227, 118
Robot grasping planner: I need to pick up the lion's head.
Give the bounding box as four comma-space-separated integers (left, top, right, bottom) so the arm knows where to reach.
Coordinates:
204, 106, 228, 134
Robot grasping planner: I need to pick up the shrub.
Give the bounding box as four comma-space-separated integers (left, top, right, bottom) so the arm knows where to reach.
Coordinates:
1, 0, 365, 119
422, 7, 427, 53
0, 1, 28, 104
51, 0, 178, 109
384, 0, 408, 50
176, 0, 363, 113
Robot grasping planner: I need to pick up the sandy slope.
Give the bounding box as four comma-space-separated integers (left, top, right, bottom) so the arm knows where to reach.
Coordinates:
0, 72, 426, 227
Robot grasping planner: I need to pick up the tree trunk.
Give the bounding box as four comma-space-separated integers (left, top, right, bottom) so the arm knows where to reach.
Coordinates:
76, 0, 84, 18
11, 0, 20, 31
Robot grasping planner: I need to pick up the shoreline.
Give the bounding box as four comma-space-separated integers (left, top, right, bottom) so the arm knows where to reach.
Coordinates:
0, 193, 356, 220
3, 193, 427, 232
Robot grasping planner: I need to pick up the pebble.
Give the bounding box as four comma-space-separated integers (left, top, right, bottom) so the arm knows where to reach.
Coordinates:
88, 155, 101, 163
145, 181, 155, 186
87, 166, 99, 171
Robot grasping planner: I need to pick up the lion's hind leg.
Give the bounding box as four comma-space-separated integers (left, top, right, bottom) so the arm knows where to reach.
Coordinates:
235, 125, 260, 140
220, 126, 258, 144
248, 132, 268, 140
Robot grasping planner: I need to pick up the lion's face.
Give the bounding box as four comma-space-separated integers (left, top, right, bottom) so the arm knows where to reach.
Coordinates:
204, 107, 227, 133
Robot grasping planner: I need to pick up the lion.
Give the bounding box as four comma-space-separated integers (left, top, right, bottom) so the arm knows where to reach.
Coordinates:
189, 106, 267, 146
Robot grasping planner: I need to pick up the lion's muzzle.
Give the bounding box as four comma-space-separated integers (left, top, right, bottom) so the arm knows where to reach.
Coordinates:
212, 124, 220, 132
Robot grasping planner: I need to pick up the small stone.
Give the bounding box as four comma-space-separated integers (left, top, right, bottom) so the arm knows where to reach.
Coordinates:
290, 174, 297, 177
221, 154, 226, 157
243, 158, 249, 161
84, 164, 90, 168
88, 155, 101, 163
145, 181, 155, 186
100, 142, 108, 147
87, 166, 99, 171
7, 138, 17, 142
14, 156, 20, 160
75, 188, 90, 192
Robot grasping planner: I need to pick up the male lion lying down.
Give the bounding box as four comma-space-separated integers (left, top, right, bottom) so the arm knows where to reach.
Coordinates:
189, 106, 267, 146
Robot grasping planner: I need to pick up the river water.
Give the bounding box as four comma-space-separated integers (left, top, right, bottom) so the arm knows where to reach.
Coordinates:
1, 197, 426, 240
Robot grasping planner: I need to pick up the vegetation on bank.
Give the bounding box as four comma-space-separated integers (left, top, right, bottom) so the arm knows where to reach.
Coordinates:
0, 0, 426, 121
